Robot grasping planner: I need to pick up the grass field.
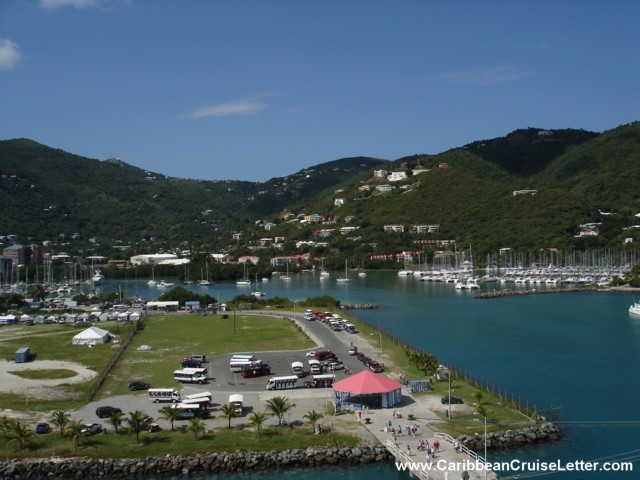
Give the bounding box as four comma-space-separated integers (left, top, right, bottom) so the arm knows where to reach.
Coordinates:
96, 312, 314, 399
0, 423, 361, 460
0, 312, 313, 409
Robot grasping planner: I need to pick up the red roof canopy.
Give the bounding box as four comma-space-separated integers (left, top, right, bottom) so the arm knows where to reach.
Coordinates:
332, 370, 401, 394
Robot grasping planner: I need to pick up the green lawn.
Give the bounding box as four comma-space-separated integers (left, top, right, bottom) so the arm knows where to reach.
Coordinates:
97, 313, 314, 399
0, 424, 361, 460
0, 313, 313, 409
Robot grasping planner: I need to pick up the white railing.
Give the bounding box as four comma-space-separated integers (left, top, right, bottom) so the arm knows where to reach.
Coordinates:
386, 438, 432, 479
433, 431, 487, 464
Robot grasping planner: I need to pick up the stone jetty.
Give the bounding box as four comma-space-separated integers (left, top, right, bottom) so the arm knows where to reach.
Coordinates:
0, 446, 392, 479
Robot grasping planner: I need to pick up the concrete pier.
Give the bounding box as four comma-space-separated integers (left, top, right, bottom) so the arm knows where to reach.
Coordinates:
356, 394, 499, 480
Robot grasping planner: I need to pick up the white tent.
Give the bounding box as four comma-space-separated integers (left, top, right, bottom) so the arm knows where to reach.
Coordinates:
72, 326, 111, 346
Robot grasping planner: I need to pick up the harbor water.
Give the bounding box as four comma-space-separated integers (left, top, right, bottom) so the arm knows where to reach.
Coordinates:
96, 271, 640, 479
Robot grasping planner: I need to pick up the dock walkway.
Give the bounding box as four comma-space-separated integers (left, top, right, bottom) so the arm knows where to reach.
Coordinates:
355, 392, 498, 480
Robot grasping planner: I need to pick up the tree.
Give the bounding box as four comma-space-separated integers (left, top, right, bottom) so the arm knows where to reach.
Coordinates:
158, 406, 179, 431
219, 403, 235, 429
0, 416, 12, 439
107, 411, 124, 434
473, 389, 484, 405
187, 417, 206, 440
405, 350, 439, 377
303, 410, 324, 434
26, 284, 48, 302
265, 396, 295, 426
7, 420, 34, 451
66, 419, 85, 452
126, 410, 151, 444
50, 410, 71, 437
248, 412, 267, 436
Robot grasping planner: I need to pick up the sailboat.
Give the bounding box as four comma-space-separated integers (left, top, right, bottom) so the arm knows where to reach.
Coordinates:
199, 263, 212, 286
336, 261, 351, 283
236, 263, 251, 286
282, 262, 291, 281
319, 258, 330, 279
147, 266, 157, 287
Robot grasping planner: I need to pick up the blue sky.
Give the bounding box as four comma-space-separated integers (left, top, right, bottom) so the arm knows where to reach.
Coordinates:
1, 0, 639, 182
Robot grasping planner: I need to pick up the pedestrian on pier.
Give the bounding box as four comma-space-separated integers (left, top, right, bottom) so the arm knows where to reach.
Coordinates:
433, 439, 440, 452
462, 470, 470, 480
407, 445, 412, 456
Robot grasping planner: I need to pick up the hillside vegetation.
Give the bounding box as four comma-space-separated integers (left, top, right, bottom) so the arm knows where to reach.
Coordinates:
1, 122, 640, 259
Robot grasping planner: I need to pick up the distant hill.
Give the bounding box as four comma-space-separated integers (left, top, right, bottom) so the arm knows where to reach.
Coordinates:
0, 139, 387, 245
2, 122, 640, 258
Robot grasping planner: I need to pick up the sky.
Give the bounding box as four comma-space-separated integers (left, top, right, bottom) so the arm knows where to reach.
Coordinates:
1, 0, 639, 182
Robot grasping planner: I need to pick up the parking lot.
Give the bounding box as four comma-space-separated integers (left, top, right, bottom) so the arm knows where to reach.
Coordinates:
72, 309, 386, 432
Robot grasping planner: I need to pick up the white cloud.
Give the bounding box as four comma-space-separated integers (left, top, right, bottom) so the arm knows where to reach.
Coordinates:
0, 38, 21, 71
39, 0, 101, 8
183, 100, 268, 120
442, 66, 529, 85
39, 0, 133, 9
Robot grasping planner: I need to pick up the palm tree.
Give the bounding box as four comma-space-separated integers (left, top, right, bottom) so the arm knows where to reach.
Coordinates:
219, 403, 235, 429
50, 410, 71, 437
303, 410, 324, 434
187, 417, 206, 440
265, 396, 295, 426
0, 416, 13, 439
27, 284, 48, 302
248, 411, 267, 436
7, 420, 34, 451
158, 405, 180, 431
66, 420, 85, 452
126, 410, 151, 444
107, 411, 124, 434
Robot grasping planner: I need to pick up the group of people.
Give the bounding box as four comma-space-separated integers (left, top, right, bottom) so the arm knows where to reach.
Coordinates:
384, 420, 419, 437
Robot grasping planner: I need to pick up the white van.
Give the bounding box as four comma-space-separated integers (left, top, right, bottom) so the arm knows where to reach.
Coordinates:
291, 361, 305, 377
229, 394, 243, 416
308, 359, 322, 375
148, 388, 181, 403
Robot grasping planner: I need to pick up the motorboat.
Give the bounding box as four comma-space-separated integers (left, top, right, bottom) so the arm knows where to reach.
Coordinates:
157, 280, 174, 288
92, 269, 104, 284
629, 302, 640, 316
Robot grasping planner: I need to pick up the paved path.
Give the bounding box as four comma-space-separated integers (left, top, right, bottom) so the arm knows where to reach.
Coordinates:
356, 391, 498, 480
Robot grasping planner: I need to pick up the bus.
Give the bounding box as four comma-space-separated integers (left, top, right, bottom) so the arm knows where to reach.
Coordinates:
312, 374, 336, 388
183, 391, 213, 407
240, 362, 271, 378
182, 367, 208, 376
230, 354, 258, 362
148, 388, 181, 403
170, 403, 208, 420
230, 360, 259, 373
173, 369, 208, 384
266, 375, 298, 390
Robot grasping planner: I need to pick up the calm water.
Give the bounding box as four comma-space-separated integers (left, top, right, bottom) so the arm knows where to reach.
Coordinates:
98, 271, 640, 479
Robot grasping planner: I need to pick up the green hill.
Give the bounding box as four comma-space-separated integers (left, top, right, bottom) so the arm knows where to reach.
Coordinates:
2, 122, 640, 260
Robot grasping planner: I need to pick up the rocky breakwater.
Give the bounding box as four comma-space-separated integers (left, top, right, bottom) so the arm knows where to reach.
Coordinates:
0, 445, 392, 479
458, 422, 562, 451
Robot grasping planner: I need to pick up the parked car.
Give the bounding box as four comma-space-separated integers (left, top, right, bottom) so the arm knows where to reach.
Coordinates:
348, 345, 358, 355
327, 361, 344, 371
128, 381, 151, 391
181, 358, 201, 368
305, 351, 317, 357
35, 422, 51, 434
81, 423, 103, 435
441, 395, 464, 405
368, 360, 384, 373
148, 423, 161, 433
190, 354, 207, 363
96, 406, 122, 418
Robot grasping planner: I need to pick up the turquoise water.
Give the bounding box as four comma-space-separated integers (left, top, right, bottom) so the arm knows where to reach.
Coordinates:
99, 272, 640, 479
